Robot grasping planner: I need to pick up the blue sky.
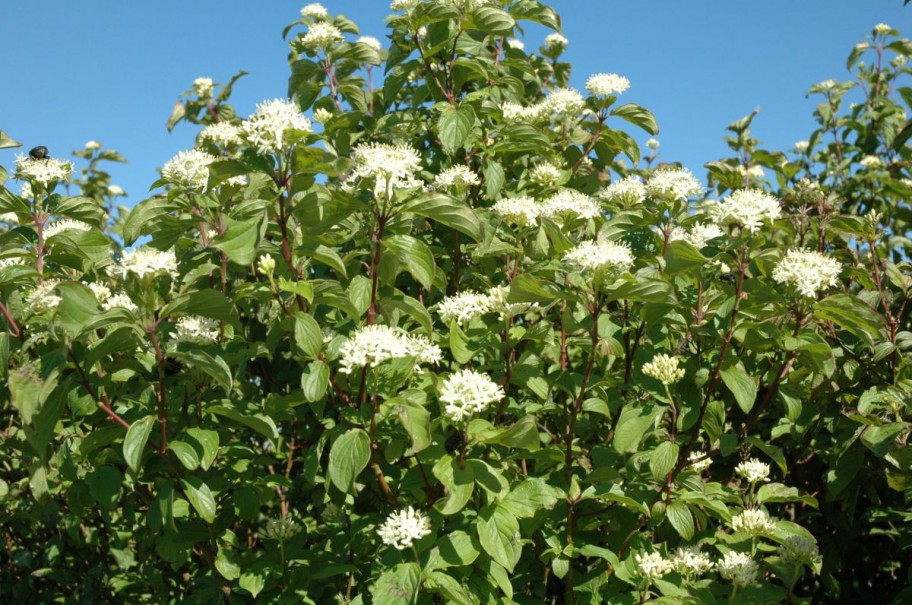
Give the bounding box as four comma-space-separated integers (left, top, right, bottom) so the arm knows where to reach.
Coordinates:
0, 1, 908, 204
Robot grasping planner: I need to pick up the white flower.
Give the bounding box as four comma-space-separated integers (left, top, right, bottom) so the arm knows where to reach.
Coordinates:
646, 138, 660, 150
88, 282, 111, 304
492, 196, 542, 227
439, 368, 504, 423
772, 249, 842, 298
43, 219, 93, 239
794, 140, 810, 153
85, 140, 101, 151
107, 185, 125, 196
300, 3, 328, 19
502, 101, 547, 123
635, 552, 672, 583
20, 182, 32, 199
390, 0, 420, 10
736, 165, 766, 180
859, 154, 883, 169
601, 175, 646, 206
731, 509, 777, 536
350, 142, 423, 201
506, 38, 524, 50
735, 459, 770, 484
225, 175, 248, 187
778, 535, 820, 564
585, 73, 630, 97
240, 99, 312, 155
671, 547, 714, 576
818, 79, 838, 90
544, 88, 586, 116
874, 23, 892, 36
378, 507, 431, 550
669, 222, 724, 249
174, 315, 220, 345
161, 149, 216, 192
642, 353, 685, 385
313, 107, 333, 123
434, 165, 480, 190
689, 451, 712, 472
301, 21, 343, 49
15, 154, 74, 186
486, 285, 537, 320
120, 247, 179, 279
646, 167, 703, 201
717, 552, 759, 587
436, 290, 493, 326
540, 189, 601, 221
709, 189, 781, 233
201, 122, 242, 147
338, 324, 441, 374
544, 32, 568, 49
257, 254, 276, 276
357, 35, 382, 51
530, 162, 562, 186
26, 279, 62, 313
563, 240, 634, 273
193, 77, 214, 98
103, 291, 137, 312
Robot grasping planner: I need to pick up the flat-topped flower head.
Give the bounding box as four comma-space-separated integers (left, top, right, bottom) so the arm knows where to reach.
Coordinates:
736, 165, 766, 180
689, 451, 712, 472
357, 35, 382, 51
434, 165, 480, 190
717, 552, 759, 587
635, 552, 672, 583
502, 101, 548, 123
794, 140, 810, 153
378, 507, 431, 550
439, 368, 504, 423
162, 149, 216, 192
672, 547, 714, 577
15, 154, 73, 187
859, 155, 883, 169
201, 122, 242, 147
174, 315, 220, 345
436, 290, 494, 326
107, 185, 125, 197
300, 3, 328, 19
540, 189, 601, 221
120, 247, 179, 279
506, 38, 524, 50
301, 21, 343, 49
669, 222, 724, 249
390, 0, 421, 10
544, 88, 586, 116
26, 279, 62, 314
642, 353, 685, 385
530, 162, 563, 186
772, 249, 842, 298
735, 458, 770, 483
544, 32, 568, 49
88, 283, 110, 304
351, 142, 423, 201
193, 77, 214, 98
731, 509, 777, 536
646, 167, 702, 201
492, 196, 541, 227
601, 175, 646, 206
103, 291, 137, 312
778, 535, 820, 564
486, 285, 538, 320
874, 23, 892, 36
44, 219, 93, 239
710, 188, 781, 233
338, 324, 441, 374
240, 99, 312, 155
646, 138, 660, 150
563, 240, 634, 273
586, 73, 630, 97
85, 140, 102, 151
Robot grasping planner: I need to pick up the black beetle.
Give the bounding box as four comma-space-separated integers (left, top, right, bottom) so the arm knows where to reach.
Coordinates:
28, 146, 49, 161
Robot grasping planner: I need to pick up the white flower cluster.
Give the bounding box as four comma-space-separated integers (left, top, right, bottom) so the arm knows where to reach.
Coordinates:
772, 248, 842, 298
44, 219, 93, 239
20, 182, 33, 199
103, 291, 138, 312
731, 509, 777, 536
350, 142, 423, 200
502, 101, 547, 123
357, 35, 382, 51
709, 189, 781, 233
162, 149, 217, 192
717, 552, 759, 587
669, 222, 724, 249
736, 165, 766, 180
646, 138, 660, 150
794, 140, 810, 153
541, 189, 601, 221
338, 324, 441, 374
874, 23, 892, 36
119, 247, 179, 279
301, 21, 343, 49
201, 122, 242, 147
635, 552, 673, 583
671, 547, 715, 576
645, 167, 703, 201
434, 165, 479, 190
544, 32, 568, 49
544, 88, 587, 116
439, 368, 504, 423
506, 38, 524, 50
642, 353, 685, 385
735, 458, 770, 483
585, 73, 630, 97
107, 185, 125, 196
859, 155, 883, 169
313, 107, 333, 123
300, 3, 328, 19
85, 140, 101, 151
601, 175, 646, 206
486, 285, 537, 319
563, 240, 634, 273
530, 162, 563, 186
492, 196, 541, 227
689, 451, 713, 472
15, 155, 74, 186
390, 0, 420, 10
193, 77, 214, 98
240, 99, 313, 155
436, 290, 494, 326
377, 507, 431, 550
26, 279, 62, 313
174, 315, 220, 345
88, 283, 111, 304
777, 535, 819, 564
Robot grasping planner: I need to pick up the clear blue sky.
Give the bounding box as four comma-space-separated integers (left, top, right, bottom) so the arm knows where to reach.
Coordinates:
0, 1, 908, 204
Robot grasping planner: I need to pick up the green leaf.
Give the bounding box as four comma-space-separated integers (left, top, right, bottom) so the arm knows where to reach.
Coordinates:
328, 428, 371, 493
371, 563, 420, 605
477, 506, 522, 572
610, 103, 659, 135
861, 423, 905, 457
0, 129, 21, 149
301, 360, 330, 402
814, 294, 884, 348
434, 531, 481, 568
383, 234, 436, 291
500, 478, 561, 518
57, 282, 101, 339
666, 502, 694, 540
508, 274, 562, 303
433, 455, 475, 515
438, 104, 476, 156
665, 240, 708, 274
294, 313, 323, 358
171, 350, 233, 393
612, 405, 654, 454
168, 440, 201, 470
392, 400, 431, 453
214, 215, 264, 265
162, 290, 239, 327
186, 428, 219, 470
402, 194, 483, 241
239, 571, 266, 598
720, 357, 757, 414
181, 476, 217, 523
215, 548, 241, 581
207, 405, 278, 441
472, 6, 516, 34
123, 415, 156, 474
427, 571, 475, 605
649, 441, 679, 481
